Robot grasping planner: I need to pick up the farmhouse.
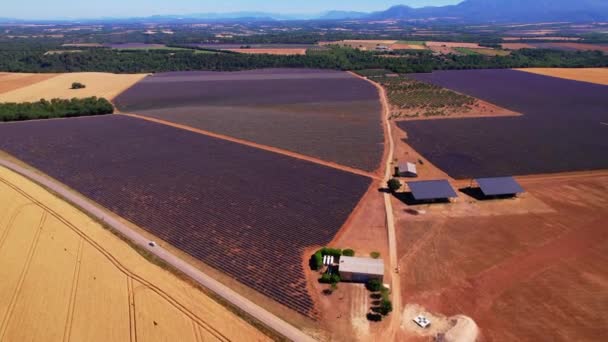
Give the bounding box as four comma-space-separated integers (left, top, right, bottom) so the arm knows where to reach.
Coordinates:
338, 256, 384, 282
395, 161, 418, 177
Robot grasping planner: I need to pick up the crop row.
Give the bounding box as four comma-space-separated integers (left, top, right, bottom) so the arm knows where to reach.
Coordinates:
0, 115, 372, 318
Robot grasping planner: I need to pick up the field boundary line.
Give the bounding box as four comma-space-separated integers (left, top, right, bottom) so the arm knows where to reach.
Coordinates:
63, 237, 84, 342
127, 276, 137, 342
0, 211, 45, 341
120, 112, 380, 180
0, 160, 316, 342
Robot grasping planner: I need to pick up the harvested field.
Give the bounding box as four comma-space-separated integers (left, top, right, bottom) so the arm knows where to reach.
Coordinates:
0, 115, 372, 318
501, 43, 536, 50
105, 43, 167, 49
193, 44, 316, 50
455, 48, 510, 56
530, 42, 608, 52
394, 172, 608, 341
398, 69, 608, 178
391, 44, 427, 50
115, 69, 384, 172
517, 68, 608, 86
0, 73, 57, 95
425, 41, 481, 48
0, 72, 147, 102
0, 166, 269, 342
227, 48, 307, 55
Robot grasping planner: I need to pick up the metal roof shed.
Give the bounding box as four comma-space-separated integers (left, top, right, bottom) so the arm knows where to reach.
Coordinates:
476, 177, 524, 196
407, 180, 457, 201
396, 162, 418, 177
339, 256, 384, 282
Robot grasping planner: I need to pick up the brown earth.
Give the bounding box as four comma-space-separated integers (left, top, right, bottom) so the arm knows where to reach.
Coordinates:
227, 48, 307, 55
0, 166, 270, 342
0, 72, 147, 102
0, 73, 58, 95
392, 170, 608, 341
516, 68, 608, 86
549, 42, 608, 53
426, 42, 482, 48
501, 43, 536, 50
392, 44, 427, 50
390, 99, 520, 122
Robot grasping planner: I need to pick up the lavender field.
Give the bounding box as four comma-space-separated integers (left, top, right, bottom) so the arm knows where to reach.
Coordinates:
398, 69, 608, 178
114, 69, 384, 172
0, 115, 371, 317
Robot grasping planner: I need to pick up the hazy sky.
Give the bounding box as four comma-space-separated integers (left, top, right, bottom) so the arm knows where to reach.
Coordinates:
3, 1, 462, 19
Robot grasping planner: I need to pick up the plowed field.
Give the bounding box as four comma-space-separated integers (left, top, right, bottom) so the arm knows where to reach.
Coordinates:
0, 166, 269, 342
0, 73, 57, 95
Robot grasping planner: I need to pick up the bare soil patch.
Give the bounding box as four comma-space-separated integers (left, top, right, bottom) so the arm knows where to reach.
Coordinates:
394, 172, 608, 341
227, 48, 307, 55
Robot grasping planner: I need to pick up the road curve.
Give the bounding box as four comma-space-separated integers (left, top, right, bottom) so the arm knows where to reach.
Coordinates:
0, 158, 316, 342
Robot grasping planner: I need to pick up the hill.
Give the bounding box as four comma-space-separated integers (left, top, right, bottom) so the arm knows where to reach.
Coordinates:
369, 0, 608, 23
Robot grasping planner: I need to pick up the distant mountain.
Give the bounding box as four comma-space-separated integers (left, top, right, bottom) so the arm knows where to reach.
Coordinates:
368, 0, 608, 22
319, 11, 368, 20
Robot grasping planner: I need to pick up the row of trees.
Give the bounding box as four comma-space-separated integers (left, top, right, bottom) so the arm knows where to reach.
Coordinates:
0, 97, 114, 122
0, 44, 606, 74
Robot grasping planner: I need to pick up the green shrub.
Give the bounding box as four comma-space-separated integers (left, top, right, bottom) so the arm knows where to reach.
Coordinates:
387, 178, 401, 192
342, 249, 355, 257
378, 299, 393, 316
319, 273, 332, 284
366, 279, 383, 292
71, 82, 86, 89
311, 251, 323, 270
330, 283, 338, 291
330, 274, 341, 284
0, 97, 113, 122
320, 247, 342, 257
370, 251, 381, 259
367, 312, 383, 322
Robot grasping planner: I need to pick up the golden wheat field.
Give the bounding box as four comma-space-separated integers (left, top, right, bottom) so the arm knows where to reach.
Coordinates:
0, 166, 270, 342
0, 73, 58, 95
0, 72, 147, 102
516, 68, 608, 86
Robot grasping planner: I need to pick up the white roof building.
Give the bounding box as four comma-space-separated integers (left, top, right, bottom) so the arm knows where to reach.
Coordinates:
339, 256, 384, 282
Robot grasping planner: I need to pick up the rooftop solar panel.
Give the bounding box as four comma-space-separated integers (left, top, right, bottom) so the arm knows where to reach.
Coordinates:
407, 180, 457, 200
476, 177, 524, 196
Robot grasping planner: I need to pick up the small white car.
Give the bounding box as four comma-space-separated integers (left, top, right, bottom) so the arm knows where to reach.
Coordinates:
148, 241, 157, 247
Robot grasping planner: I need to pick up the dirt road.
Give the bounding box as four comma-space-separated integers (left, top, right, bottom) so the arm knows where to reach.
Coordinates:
0, 158, 315, 342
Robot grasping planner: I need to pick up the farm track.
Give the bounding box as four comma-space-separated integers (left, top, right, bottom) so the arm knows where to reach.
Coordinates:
0, 159, 315, 342
121, 113, 381, 180
0, 173, 232, 342
354, 72, 403, 339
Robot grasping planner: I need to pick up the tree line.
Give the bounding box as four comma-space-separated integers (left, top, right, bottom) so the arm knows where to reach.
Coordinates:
0, 43, 606, 74
0, 97, 114, 122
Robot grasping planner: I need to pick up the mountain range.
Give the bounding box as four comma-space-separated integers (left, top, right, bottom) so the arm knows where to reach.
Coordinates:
2, 0, 608, 23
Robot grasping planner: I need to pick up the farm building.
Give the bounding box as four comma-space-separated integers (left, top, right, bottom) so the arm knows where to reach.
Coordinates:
395, 162, 418, 177
339, 256, 384, 282
407, 180, 458, 202
475, 176, 524, 198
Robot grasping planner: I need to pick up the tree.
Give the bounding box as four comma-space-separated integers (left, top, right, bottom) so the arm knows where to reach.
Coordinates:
366, 279, 383, 292
370, 251, 381, 259
342, 248, 355, 257
71, 82, 86, 89
387, 178, 401, 192
311, 250, 323, 270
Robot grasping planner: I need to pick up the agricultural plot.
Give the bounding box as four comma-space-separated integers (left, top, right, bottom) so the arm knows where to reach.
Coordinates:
529, 42, 608, 53
115, 69, 384, 172
0, 115, 371, 317
0, 166, 269, 342
376, 76, 515, 120
398, 69, 608, 178
0, 73, 57, 95
0, 72, 147, 102
516, 68, 608, 86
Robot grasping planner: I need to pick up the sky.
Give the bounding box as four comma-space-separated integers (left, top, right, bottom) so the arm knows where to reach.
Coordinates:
3, 0, 462, 19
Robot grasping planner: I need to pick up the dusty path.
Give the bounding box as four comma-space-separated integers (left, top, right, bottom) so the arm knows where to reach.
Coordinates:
0, 158, 315, 342
121, 113, 380, 180
353, 73, 402, 339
